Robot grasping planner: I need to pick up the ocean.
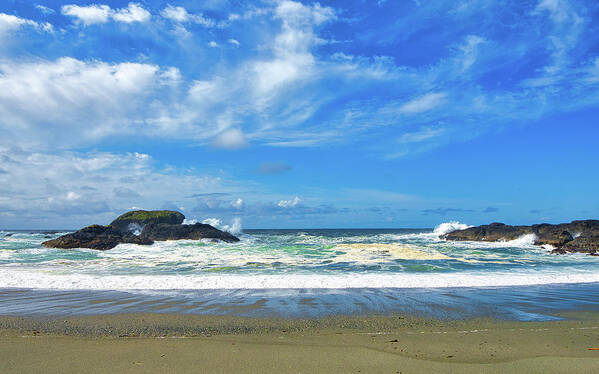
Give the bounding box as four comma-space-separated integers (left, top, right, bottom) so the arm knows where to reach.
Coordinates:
2, 223, 599, 320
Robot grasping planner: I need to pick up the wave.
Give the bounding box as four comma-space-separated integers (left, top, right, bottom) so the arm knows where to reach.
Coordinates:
433, 221, 472, 236
2, 269, 599, 290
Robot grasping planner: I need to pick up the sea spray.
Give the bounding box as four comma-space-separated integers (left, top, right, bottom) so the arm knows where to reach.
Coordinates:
433, 221, 472, 237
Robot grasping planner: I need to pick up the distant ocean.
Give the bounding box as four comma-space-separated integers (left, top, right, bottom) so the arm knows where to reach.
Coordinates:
2, 223, 599, 320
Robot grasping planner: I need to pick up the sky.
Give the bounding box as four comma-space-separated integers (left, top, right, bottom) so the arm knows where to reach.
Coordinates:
0, 0, 598, 229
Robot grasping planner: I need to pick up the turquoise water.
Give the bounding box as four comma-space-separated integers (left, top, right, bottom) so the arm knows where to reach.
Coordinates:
2, 225, 599, 290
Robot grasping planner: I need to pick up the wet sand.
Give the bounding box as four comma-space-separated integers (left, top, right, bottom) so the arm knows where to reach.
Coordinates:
2, 312, 599, 373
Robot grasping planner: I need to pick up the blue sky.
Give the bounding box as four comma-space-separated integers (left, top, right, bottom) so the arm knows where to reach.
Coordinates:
0, 0, 598, 229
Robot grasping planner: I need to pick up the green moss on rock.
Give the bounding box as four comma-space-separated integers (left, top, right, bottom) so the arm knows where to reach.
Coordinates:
110, 210, 185, 233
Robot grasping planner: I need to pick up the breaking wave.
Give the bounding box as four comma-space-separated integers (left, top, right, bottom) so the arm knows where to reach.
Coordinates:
433, 221, 472, 236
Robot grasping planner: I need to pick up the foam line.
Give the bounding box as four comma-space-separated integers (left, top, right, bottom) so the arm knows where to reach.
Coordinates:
2, 269, 599, 291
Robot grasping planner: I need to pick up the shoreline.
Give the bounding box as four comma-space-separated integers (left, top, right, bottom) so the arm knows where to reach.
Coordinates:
3, 283, 599, 321
2, 312, 599, 373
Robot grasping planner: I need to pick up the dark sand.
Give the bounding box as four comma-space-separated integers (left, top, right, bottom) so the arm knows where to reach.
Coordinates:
2, 312, 599, 373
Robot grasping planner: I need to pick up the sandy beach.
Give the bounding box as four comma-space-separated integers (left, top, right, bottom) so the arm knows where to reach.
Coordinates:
2, 312, 599, 373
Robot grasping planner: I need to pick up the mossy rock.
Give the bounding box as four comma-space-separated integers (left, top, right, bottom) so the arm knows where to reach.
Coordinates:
110, 210, 185, 233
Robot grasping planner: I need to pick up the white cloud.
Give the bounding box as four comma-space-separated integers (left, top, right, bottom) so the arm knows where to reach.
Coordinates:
0, 57, 174, 148
399, 127, 444, 143
61, 4, 112, 25
227, 38, 240, 46
399, 92, 446, 113
0, 147, 232, 227
161, 5, 190, 22
36, 5, 55, 15
231, 198, 244, 209
212, 129, 248, 149
62, 3, 150, 25
0, 13, 52, 35
278, 196, 302, 208
201, 217, 242, 234
459, 35, 484, 72
112, 3, 151, 23
160, 5, 216, 27
208, 41, 218, 47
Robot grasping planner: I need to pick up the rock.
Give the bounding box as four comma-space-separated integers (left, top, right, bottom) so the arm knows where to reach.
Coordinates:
531, 224, 573, 247
561, 235, 599, 254
141, 223, 240, 243
5, 233, 13, 237
42, 224, 152, 250
109, 210, 185, 234
42, 210, 240, 250
442, 219, 599, 255
442, 222, 531, 242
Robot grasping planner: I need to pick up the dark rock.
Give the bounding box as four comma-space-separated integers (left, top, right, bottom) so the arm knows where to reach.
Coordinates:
110, 210, 185, 234
141, 223, 240, 243
531, 224, 573, 247
561, 235, 599, 254
42, 224, 153, 250
42, 210, 240, 250
442, 219, 599, 255
442, 222, 531, 242
5, 233, 13, 237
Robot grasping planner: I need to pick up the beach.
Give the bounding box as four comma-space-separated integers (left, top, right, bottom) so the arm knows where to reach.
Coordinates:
3, 229, 599, 372
2, 312, 599, 373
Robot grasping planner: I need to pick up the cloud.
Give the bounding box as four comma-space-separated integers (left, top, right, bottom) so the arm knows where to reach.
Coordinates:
113, 187, 141, 198
160, 5, 216, 27
399, 92, 446, 114
231, 198, 244, 209
187, 193, 231, 198
228, 38, 240, 46
0, 13, 52, 35
422, 208, 474, 215
62, 3, 150, 25
112, 3, 151, 23
399, 127, 444, 143
0, 147, 235, 227
256, 162, 292, 174
278, 196, 302, 208
36, 5, 55, 15
61, 4, 112, 25
0, 57, 183, 149
190, 195, 245, 216
212, 129, 248, 149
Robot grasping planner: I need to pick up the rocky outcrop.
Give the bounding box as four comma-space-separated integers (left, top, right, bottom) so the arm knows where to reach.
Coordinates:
140, 223, 240, 243
109, 210, 185, 234
42, 210, 239, 250
442, 220, 599, 255
41, 224, 152, 250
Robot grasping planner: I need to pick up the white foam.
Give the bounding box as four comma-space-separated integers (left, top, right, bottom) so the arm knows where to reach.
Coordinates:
504, 233, 537, 246
2, 269, 599, 290
433, 221, 472, 237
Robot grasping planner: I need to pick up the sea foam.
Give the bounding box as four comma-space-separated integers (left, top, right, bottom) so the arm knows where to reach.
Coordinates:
433, 221, 472, 236
2, 269, 599, 290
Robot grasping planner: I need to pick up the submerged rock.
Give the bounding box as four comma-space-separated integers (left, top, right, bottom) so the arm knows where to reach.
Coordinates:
42, 210, 239, 250
442, 220, 599, 255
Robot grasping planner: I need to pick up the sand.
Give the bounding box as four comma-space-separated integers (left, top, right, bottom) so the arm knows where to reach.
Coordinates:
1, 312, 599, 373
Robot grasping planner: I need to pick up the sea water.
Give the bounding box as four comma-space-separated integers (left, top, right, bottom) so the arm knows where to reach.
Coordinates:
1, 223, 599, 320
